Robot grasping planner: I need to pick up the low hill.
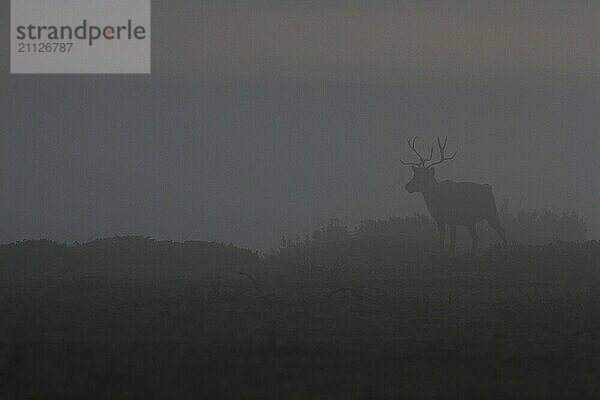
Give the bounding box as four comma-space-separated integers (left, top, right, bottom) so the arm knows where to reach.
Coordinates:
0, 236, 260, 278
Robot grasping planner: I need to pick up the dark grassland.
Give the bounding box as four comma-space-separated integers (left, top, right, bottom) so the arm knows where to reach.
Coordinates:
0, 222, 598, 398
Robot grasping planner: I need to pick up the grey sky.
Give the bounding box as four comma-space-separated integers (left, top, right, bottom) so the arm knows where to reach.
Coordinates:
1, 1, 598, 249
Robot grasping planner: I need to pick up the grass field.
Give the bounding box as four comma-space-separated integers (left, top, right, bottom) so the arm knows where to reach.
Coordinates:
0, 241, 598, 399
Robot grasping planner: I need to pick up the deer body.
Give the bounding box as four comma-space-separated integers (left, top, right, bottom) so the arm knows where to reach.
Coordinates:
421, 180, 495, 226
402, 137, 507, 253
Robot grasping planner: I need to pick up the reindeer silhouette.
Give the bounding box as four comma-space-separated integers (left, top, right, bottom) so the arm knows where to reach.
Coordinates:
401, 137, 507, 254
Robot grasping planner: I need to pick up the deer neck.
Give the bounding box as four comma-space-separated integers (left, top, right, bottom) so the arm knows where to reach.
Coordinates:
419, 179, 441, 208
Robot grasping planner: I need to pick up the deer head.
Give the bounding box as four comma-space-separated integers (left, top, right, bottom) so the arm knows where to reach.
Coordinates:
402, 137, 457, 193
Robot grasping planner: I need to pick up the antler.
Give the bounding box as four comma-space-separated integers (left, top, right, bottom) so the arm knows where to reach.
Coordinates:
427, 136, 458, 168
400, 137, 434, 167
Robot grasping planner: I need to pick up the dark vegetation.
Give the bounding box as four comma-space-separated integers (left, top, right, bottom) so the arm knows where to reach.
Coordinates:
0, 210, 598, 399
277, 209, 587, 274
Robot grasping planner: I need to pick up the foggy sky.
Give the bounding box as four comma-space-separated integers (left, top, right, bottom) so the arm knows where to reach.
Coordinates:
1, 1, 599, 249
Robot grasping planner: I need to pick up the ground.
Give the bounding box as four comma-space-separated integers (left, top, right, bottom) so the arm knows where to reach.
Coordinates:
0, 242, 598, 399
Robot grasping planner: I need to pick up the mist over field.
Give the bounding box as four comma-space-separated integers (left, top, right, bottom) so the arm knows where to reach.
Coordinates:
0, 1, 599, 248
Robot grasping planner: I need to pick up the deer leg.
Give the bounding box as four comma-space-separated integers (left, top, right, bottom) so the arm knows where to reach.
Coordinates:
449, 225, 457, 255
437, 222, 446, 253
487, 219, 507, 246
468, 225, 478, 253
